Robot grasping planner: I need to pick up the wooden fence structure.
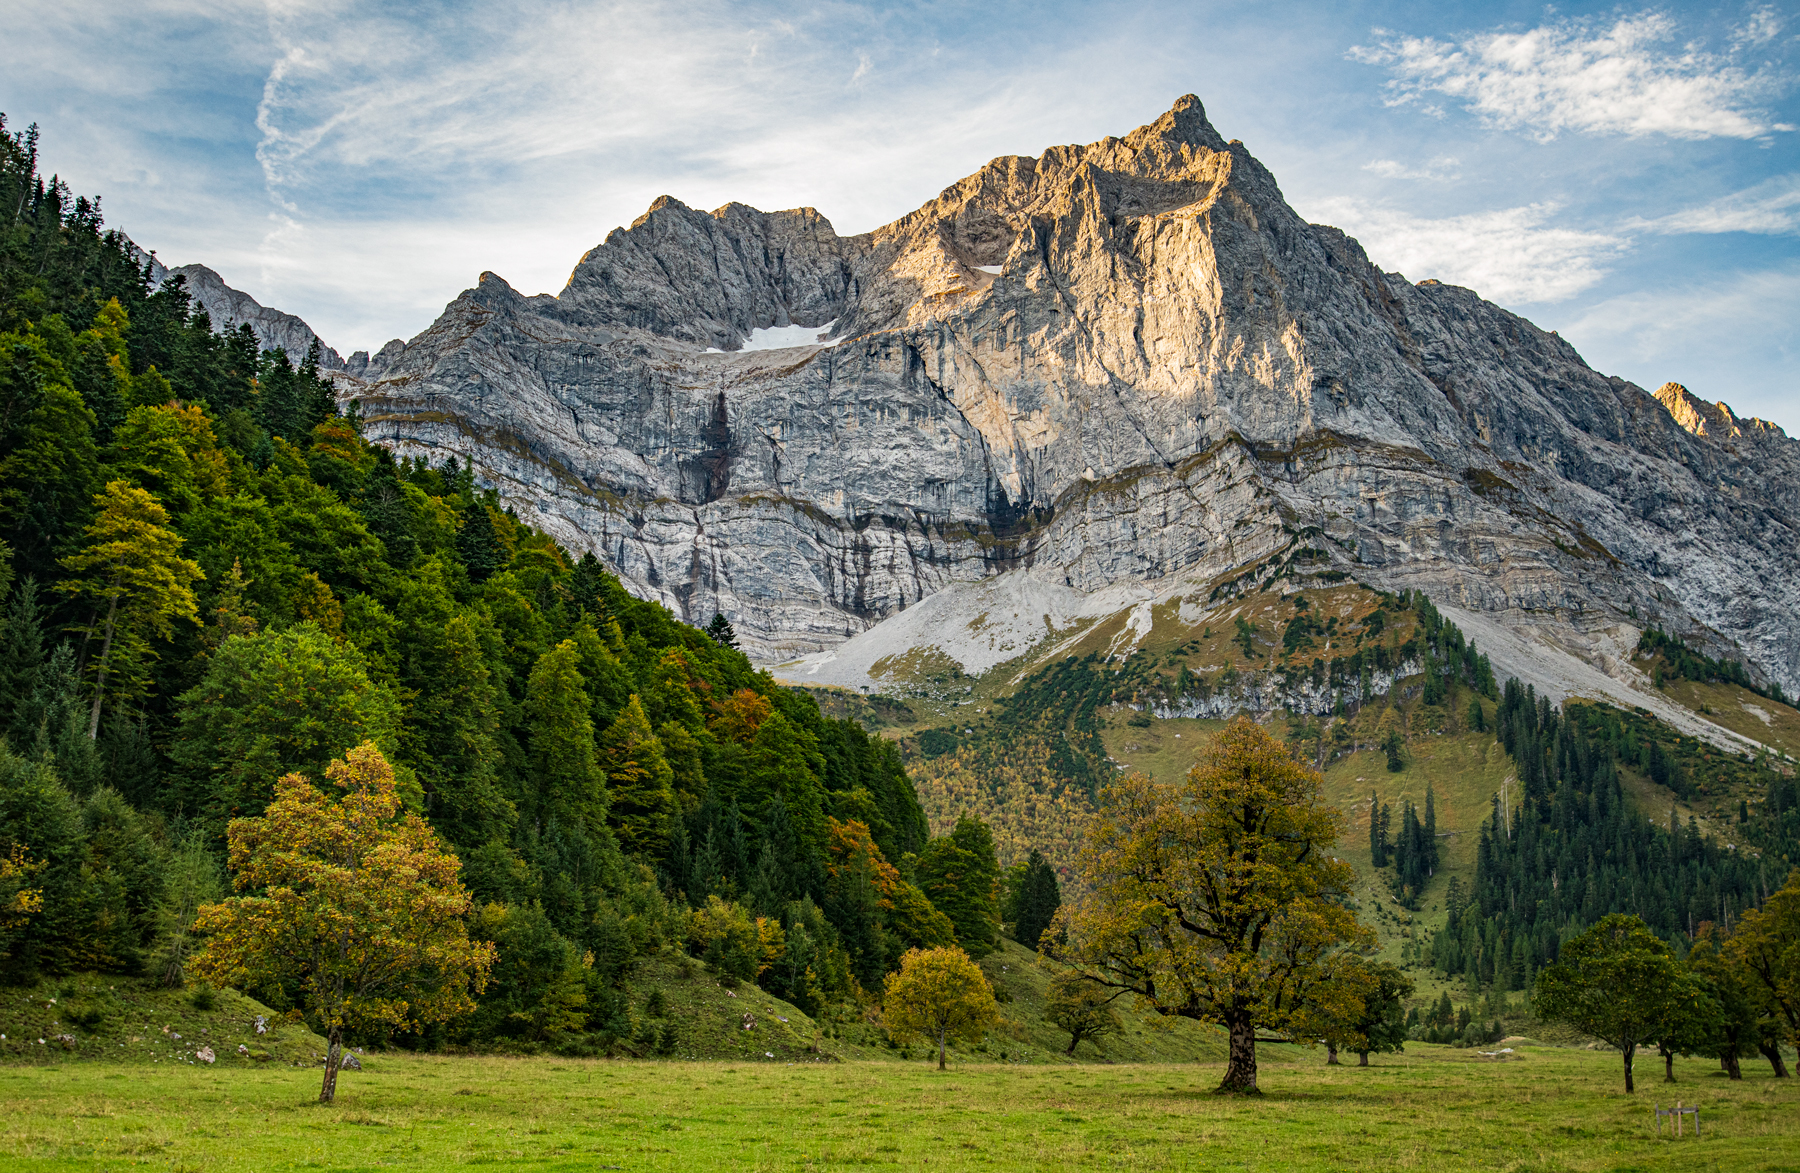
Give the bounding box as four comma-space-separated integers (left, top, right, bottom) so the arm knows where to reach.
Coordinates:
1654, 1101, 1701, 1138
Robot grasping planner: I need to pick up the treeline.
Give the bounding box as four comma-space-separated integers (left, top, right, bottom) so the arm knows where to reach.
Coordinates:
0, 116, 1049, 1050
1638, 626, 1790, 707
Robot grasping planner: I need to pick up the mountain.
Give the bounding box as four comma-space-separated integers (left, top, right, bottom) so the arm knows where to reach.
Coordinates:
342, 95, 1800, 709
125, 240, 405, 379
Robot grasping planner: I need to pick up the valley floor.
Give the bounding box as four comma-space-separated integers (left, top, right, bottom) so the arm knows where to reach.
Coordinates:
2, 1046, 1793, 1171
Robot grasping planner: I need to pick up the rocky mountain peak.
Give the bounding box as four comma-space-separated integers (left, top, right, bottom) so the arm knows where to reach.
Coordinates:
1652, 380, 1787, 444
347, 95, 1800, 700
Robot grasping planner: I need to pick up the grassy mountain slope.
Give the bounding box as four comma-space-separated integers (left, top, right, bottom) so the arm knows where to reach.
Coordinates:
0, 975, 324, 1067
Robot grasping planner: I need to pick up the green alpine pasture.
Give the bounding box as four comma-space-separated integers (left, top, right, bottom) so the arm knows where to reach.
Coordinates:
2, 1045, 1795, 1172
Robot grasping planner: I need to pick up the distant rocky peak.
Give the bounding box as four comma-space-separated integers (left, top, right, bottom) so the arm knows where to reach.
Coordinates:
1654, 381, 1785, 442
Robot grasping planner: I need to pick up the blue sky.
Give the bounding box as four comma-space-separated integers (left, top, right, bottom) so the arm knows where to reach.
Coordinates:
6, 0, 1798, 430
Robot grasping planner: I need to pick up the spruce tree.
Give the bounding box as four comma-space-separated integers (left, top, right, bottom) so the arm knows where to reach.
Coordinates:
521, 640, 606, 838
1423, 783, 1438, 874
458, 500, 505, 582
915, 815, 1000, 958
705, 611, 739, 648
0, 576, 45, 734
1369, 792, 1388, 867
1013, 849, 1062, 950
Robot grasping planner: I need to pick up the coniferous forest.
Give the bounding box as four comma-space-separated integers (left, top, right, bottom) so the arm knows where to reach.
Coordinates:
0, 117, 1027, 1049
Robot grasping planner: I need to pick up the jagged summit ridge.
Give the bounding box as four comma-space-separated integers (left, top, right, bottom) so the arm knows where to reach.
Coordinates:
342, 96, 1800, 698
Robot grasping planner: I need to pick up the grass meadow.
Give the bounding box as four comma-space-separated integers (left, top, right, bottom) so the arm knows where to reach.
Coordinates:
2, 1044, 1794, 1172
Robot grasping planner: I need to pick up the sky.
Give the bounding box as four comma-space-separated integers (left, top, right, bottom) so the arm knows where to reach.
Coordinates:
5, 0, 1798, 430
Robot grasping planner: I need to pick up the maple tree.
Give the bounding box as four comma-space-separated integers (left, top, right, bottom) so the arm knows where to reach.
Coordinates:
882, 944, 997, 1070
1051, 717, 1370, 1093
189, 742, 494, 1103
1726, 868, 1800, 1053
1533, 913, 1704, 1093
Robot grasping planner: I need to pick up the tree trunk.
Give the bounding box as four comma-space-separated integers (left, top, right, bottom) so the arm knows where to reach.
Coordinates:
1725, 1050, 1742, 1080
1065, 1031, 1080, 1056
936, 1026, 946, 1071
1325, 1041, 1338, 1065
1357, 1051, 1370, 1067
1216, 1014, 1259, 1094
1660, 1041, 1675, 1082
86, 592, 119, 740
1622, 1041, 1635, 1094
1758, 1041, 1789, 1078
319, 1024, 344, 1103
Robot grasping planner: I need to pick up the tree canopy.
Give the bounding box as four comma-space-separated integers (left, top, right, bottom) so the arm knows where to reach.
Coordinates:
1533, 913, 1704, 1093
189, 743, 494, 1102
1053, 717, 1370, 1093
881, 945, 996, 1070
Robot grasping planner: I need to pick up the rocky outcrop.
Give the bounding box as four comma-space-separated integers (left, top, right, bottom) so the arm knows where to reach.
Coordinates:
346, 96, 1800, 696
123, 239, 347, 370
167, 263, 344, 368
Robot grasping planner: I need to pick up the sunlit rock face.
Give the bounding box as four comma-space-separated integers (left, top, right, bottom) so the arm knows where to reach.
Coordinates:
344, 96, 1800, 694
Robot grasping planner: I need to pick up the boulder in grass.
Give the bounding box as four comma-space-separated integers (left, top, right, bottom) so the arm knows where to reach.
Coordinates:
197, 1046, 216, 1064
339, 1053, 362, 1071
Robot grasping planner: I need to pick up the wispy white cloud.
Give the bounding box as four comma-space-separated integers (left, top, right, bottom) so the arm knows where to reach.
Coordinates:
1362, 155, 1460, 180
1350, 11, 1795, 141
1558, 261, 1800, 427
1732, 4, 1785, 49
1305, 198, 1627, 303
1628, 174, 1800, 235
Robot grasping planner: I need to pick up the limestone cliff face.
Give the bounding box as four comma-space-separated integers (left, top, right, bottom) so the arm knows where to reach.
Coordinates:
344, 96, 1800, 695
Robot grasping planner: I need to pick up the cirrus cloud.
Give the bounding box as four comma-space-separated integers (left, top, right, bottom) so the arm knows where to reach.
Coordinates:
1350, 10, 1795, 141
1305, 198, 1627, 303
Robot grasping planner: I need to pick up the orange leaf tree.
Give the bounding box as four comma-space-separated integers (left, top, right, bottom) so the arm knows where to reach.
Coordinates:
1051, 717, 1370, 1094
190, 742, 494, 1103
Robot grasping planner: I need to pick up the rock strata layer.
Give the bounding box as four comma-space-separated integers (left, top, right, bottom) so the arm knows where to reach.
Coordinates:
340, 96, 1800, 695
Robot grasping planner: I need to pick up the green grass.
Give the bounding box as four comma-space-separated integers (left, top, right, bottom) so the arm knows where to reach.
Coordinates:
2, 1044, 1793, 1171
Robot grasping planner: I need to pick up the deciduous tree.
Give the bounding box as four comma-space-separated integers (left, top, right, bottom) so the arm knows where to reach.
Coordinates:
58, 480, 202, 737
1051, 717, 1369, 1094
170, 624, 403, 830
1727, 867, 1800, 1053
1533, 913, 1704, 1093
190, 742, 494, 1103
1046, 970, 1122, 1055
882, 944, 996, 1070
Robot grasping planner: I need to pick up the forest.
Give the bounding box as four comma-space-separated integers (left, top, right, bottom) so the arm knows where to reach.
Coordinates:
0, 115, 1030, 1050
